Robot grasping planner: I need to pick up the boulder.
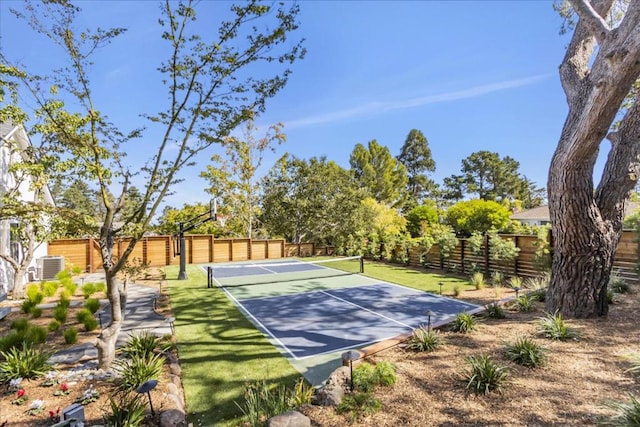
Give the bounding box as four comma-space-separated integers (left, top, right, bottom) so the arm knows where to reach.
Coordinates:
160, 409, 187, 427
267, 410, 311, 427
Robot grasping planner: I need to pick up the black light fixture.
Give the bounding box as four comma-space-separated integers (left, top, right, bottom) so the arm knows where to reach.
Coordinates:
425, 310, 434, 331
136, 379, 158, 416
438, 282, 444, 295
513, 287, 521, 298
342, 350, 360, 391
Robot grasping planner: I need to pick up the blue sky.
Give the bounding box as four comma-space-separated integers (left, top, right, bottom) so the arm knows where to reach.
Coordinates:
0, 1, 574, 208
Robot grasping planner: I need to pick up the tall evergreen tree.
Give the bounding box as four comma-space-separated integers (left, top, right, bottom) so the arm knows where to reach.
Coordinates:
397, 129, 437, 207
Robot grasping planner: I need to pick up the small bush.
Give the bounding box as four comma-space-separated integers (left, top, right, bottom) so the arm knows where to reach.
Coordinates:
524, 274, 549, 291
21, 299, 36, 314
406, 326, 441, 352
83, 316, 98, 332
59, 290, 72, 303
53, 305, 68, 323
63, 281, 77, 296
95, 282, 106, 293
484, 302, 506, 319
56, 270, 72, 281
235, 380, 291, 426
531, 289, 547, 302
115, 352, 165, 392
82, 283, 97, 299
470, 272, 486, 290
30, 307, 43, 319
352, 361, 397, 392
453, 284, 462, 297
373, 361, 397, 387
291, 377, 314, 407
48, 320, 61, 332
76, 308, 93, 324
85, 298, 101, 314
605, 394, 640, 426
609, 271, 631, 294
10, 318, 30, 332
25, 325, 47, 344
71, 265, 83, 275
63, 327, 78, 344
505, 337, 547, 368
0, 331, 25, 353
119, 331, 160, 359
508, 276, 523, 289
622, 353, 640, 375
536, 312, 579, 341
0, 343, 53, 381
336, 392, 382, 423
513, 295, 534, 312
463, 354, 508, 395
40, 281, 59, 298
451, 312, 477, 333
491, 271, 504, 286
26, 283, 42, 302
103, 394, 147, 427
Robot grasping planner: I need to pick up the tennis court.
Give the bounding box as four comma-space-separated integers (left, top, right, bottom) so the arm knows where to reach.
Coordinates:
204, 257, 481, 361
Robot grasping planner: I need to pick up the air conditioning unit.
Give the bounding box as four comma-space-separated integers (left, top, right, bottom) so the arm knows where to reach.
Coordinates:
37, 256, 65, 280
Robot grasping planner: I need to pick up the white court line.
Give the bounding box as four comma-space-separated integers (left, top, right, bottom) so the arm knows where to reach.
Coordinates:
319, 290, 414, 329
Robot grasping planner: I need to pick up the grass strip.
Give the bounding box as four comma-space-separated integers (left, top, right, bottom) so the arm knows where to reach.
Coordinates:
361, 260, 471, 294
165, 265, 300, 426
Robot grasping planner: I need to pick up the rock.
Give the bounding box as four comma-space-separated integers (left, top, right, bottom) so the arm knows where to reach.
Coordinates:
314, 384, 344, 406
160, 409, 187, 427
326, 366, 350, 387
166, 393, 184, 412
267, 410, 311, 427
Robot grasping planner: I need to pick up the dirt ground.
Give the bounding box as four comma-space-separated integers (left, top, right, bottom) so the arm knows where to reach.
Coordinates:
301, 284, 640, 427
0, 280, 177, 427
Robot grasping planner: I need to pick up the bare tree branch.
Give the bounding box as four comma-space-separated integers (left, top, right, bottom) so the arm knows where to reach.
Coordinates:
570, 0, 612, 44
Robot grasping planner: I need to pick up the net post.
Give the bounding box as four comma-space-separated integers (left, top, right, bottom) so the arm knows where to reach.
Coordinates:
360, 256, 364, 273
207, 266, 212, 288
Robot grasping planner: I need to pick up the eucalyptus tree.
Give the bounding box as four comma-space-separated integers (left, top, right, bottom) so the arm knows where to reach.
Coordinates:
547, 0, 640, 317
2, 0, 304, 368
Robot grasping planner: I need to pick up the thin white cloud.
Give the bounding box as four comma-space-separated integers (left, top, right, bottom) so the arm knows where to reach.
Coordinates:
285, 74, 552, 129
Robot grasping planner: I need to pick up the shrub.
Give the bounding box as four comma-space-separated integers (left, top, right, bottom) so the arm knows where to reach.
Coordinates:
20, 299, 36, 314
10, 318, 30, 332
373, 361, 397, 387
76, 308, 93, 324
0, 331, 25, 353
450, 312, 477, 333
59, 290, 72, 303
0, 343, 53, 381
513, 295, 534, 312
82, 283, 97, 299
353, 361, 397, 392
463, 354, 508, 395
609, 271, 630, 294
524, 274, 549, 291
470, 272, 486, 290
119, 331, 160, 359
83, 316, 99, 332
53, 305, 68, 323
491, 271, 504, 287
605, 394, 640, 426
504, 337, 547, 368
56, 270, 72, 281
30, 307, 43, 318
95, 282, 106, 293
536, 312, 579, 341
531, 288, 547, 302
103, 394, 147, 427
608, 288, 617, 304
453, 284, 462, 297
40, 281, 59, 298
406, 326, 441, 352
508, 276, 523, 289
85, 298, 101, 314
26, 283, 42, 302
63, 327, 78, 344
115, 352, 165, 392
622, 353, 640, 375
71, 265, 83, 275
25, 325, 47, 344
290, 377, 314, 407
484, 302, 506, 319
235, 380, 291, 427
63, 281, 77, 296
48, 320, 61, 332
336, 392, 382, 423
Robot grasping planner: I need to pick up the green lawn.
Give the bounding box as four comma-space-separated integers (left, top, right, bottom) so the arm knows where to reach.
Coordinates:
165, 265, 300, 426
166, 260, 473, 425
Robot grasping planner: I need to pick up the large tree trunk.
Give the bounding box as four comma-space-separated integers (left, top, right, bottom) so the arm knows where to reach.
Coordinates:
547, 0, 640, 318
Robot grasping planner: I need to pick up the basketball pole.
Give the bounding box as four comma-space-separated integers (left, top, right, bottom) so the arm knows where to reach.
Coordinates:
176, 199, 218, 280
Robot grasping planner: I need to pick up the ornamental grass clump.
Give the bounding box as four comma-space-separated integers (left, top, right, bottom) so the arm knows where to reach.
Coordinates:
450, 312, 477, 333
513, 294, 534, 312
504, 337, 547, 368
470, 272, 486, 290
463, 354, 508, 395
605, 394, 640, 426
484, 302, 506, 319
536, 312, 579, 341
406, 326, 441, 352
0, 343, 53, 381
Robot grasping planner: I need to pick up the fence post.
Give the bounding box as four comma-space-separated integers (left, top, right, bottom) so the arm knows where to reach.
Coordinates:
484, 233, 490, 276
514, 235, 519, 277
460, 239, 466, 275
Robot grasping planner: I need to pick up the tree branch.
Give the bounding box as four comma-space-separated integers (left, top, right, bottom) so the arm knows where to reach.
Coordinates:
569, 0, 611, 44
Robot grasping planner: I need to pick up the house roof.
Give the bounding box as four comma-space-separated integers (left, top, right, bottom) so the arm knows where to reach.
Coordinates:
511, 202, 640, 221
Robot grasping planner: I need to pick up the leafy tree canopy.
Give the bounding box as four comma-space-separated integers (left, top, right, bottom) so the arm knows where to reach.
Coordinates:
445, 199, 512, 236
405, 202, 439, 238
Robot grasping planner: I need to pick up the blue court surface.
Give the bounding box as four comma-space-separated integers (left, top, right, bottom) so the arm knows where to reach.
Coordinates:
205, 258, 482, 361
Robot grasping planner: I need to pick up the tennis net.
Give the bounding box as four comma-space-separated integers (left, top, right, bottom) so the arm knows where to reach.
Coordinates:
207, 256, 364, 288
